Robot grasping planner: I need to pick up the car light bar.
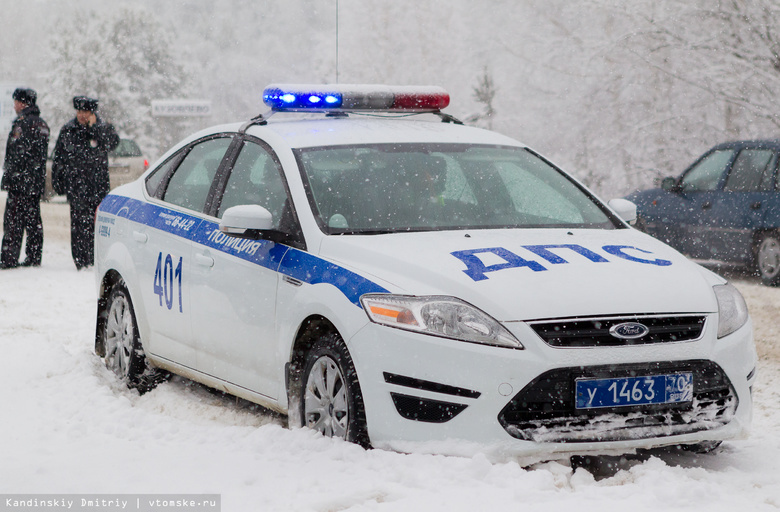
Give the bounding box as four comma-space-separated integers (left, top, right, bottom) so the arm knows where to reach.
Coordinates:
262, 84, 450, 112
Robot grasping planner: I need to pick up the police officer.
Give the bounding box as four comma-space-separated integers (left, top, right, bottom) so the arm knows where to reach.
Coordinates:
1, 88, 50, 269
52, 96, 119, 269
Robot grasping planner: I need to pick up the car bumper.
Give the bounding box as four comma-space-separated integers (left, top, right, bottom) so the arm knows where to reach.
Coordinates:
347, 315, 756, 460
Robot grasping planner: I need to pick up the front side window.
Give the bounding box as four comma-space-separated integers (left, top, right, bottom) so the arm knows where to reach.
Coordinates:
163, 137, 233, 213
296, 144, 616, 234
724, 149, 777, 192
681, 150, 735, 191
217, 141, 288, 230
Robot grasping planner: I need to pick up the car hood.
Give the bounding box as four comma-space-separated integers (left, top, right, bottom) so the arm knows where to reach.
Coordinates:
625, 188, 664, 203
317, 227, 721, 321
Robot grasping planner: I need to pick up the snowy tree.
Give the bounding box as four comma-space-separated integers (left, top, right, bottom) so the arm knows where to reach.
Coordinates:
569, 0, 780, 194
42, 8, 197, 159
625, 0, 780, 130
13, 0, 780, 199
158, 0, 339, 121
467, 67, 497, 129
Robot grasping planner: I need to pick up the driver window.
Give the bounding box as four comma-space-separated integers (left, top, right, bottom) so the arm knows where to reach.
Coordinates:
680, 150, 735, 191
217, 141, 288, 230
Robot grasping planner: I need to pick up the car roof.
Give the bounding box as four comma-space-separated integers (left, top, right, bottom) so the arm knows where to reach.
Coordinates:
710, 139, 780, 150
244, 115, 525, 149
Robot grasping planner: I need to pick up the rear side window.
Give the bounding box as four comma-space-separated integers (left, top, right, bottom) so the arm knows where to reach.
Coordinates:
724, 149, 777, 192
145, 156, 178, 198
163, 137, 233, 213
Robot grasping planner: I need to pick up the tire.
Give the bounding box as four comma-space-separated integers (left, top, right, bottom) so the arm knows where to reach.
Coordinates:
756, 233, 780, 286
633, 214, 647, 233
680, 440, 722, 454
300, 333, 370, 447
99, 283, 164, 393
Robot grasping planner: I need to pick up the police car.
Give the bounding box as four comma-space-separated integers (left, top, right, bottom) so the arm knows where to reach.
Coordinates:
94, 84, 757, 459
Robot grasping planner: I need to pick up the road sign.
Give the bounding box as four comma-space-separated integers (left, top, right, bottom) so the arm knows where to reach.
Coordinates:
151, 100, 211, 117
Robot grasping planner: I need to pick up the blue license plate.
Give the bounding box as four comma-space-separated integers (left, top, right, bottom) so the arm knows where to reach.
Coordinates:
575, 373, 693, 410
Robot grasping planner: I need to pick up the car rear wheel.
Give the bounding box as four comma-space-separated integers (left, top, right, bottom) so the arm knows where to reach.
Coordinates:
756, 233, 780, 286
301, 334, 370, 447
99, 283, 163, 393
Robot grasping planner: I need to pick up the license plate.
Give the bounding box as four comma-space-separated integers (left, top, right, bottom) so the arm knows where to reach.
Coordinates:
575, 373, 693, 410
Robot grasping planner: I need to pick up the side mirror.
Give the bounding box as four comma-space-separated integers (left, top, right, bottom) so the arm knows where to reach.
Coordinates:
219, 204, 274, 236
607, 198, 637, 225
661, 177, 681, 192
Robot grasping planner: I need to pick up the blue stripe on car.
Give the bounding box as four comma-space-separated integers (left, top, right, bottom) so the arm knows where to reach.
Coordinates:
98, 195, 388, 306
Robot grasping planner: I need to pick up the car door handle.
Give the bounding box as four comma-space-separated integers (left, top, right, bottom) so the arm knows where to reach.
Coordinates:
195, 253, 214, 267
751, 201, 762, 210
132, 231, 148, 243
701, 201, 712, 210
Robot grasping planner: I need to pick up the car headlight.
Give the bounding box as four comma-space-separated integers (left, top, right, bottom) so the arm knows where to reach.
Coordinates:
360, 294, 523, 349
714, 283, 749, 338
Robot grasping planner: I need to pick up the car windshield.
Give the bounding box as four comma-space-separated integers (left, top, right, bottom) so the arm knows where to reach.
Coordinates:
296, 143, 617, 234
110, 139, 142, 158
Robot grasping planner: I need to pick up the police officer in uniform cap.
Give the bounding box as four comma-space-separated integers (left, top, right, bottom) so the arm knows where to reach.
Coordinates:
52, 96, 119, 270
1, 87, 50, 269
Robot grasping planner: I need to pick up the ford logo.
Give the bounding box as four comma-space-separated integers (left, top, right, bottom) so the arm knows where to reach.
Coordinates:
609, 322, 650, 340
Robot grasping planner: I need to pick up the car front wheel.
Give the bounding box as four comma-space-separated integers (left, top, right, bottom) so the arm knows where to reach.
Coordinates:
99, 282, 162, 393
681, 440, 722, 454
756, 233, 780, 286
301, 334, 370, 447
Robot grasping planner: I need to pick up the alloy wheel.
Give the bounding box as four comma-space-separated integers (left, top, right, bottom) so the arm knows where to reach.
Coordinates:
304, 356, 349, 439
758, 236, 780, 280
104, 293, 135, 379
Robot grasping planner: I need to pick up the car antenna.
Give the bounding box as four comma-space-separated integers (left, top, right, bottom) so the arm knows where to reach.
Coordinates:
433, 111, 464, 125
240, 110, 275, 133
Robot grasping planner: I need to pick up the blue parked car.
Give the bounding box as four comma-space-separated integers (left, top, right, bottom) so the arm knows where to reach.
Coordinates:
627, 139, 780, 286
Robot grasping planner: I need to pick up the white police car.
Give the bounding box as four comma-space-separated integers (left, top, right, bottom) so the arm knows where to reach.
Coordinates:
94, 84, 757, 459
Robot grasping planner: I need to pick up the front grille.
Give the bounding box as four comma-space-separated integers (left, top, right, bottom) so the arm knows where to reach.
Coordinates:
498, 360, 737, 443
529, 315, 706, 347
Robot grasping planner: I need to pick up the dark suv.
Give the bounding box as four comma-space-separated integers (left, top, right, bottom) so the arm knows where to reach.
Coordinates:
627, 139, 780, 285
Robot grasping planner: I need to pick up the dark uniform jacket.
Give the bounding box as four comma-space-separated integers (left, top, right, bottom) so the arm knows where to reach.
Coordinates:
52, 116, 120, 203
1, 105, 50, 196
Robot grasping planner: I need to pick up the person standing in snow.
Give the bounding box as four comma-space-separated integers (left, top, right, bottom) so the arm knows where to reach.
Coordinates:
52, 96, 119, 270
1, 88, 50, 269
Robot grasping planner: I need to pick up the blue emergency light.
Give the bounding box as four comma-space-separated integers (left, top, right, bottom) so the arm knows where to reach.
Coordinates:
262, 84, 450, 112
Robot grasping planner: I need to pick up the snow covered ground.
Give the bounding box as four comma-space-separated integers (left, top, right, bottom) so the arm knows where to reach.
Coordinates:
1, 197, 780, 511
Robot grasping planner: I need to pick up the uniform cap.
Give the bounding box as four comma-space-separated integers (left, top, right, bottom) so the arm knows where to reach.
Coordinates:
12, 88, 36, 106
73, 96, 99, 112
